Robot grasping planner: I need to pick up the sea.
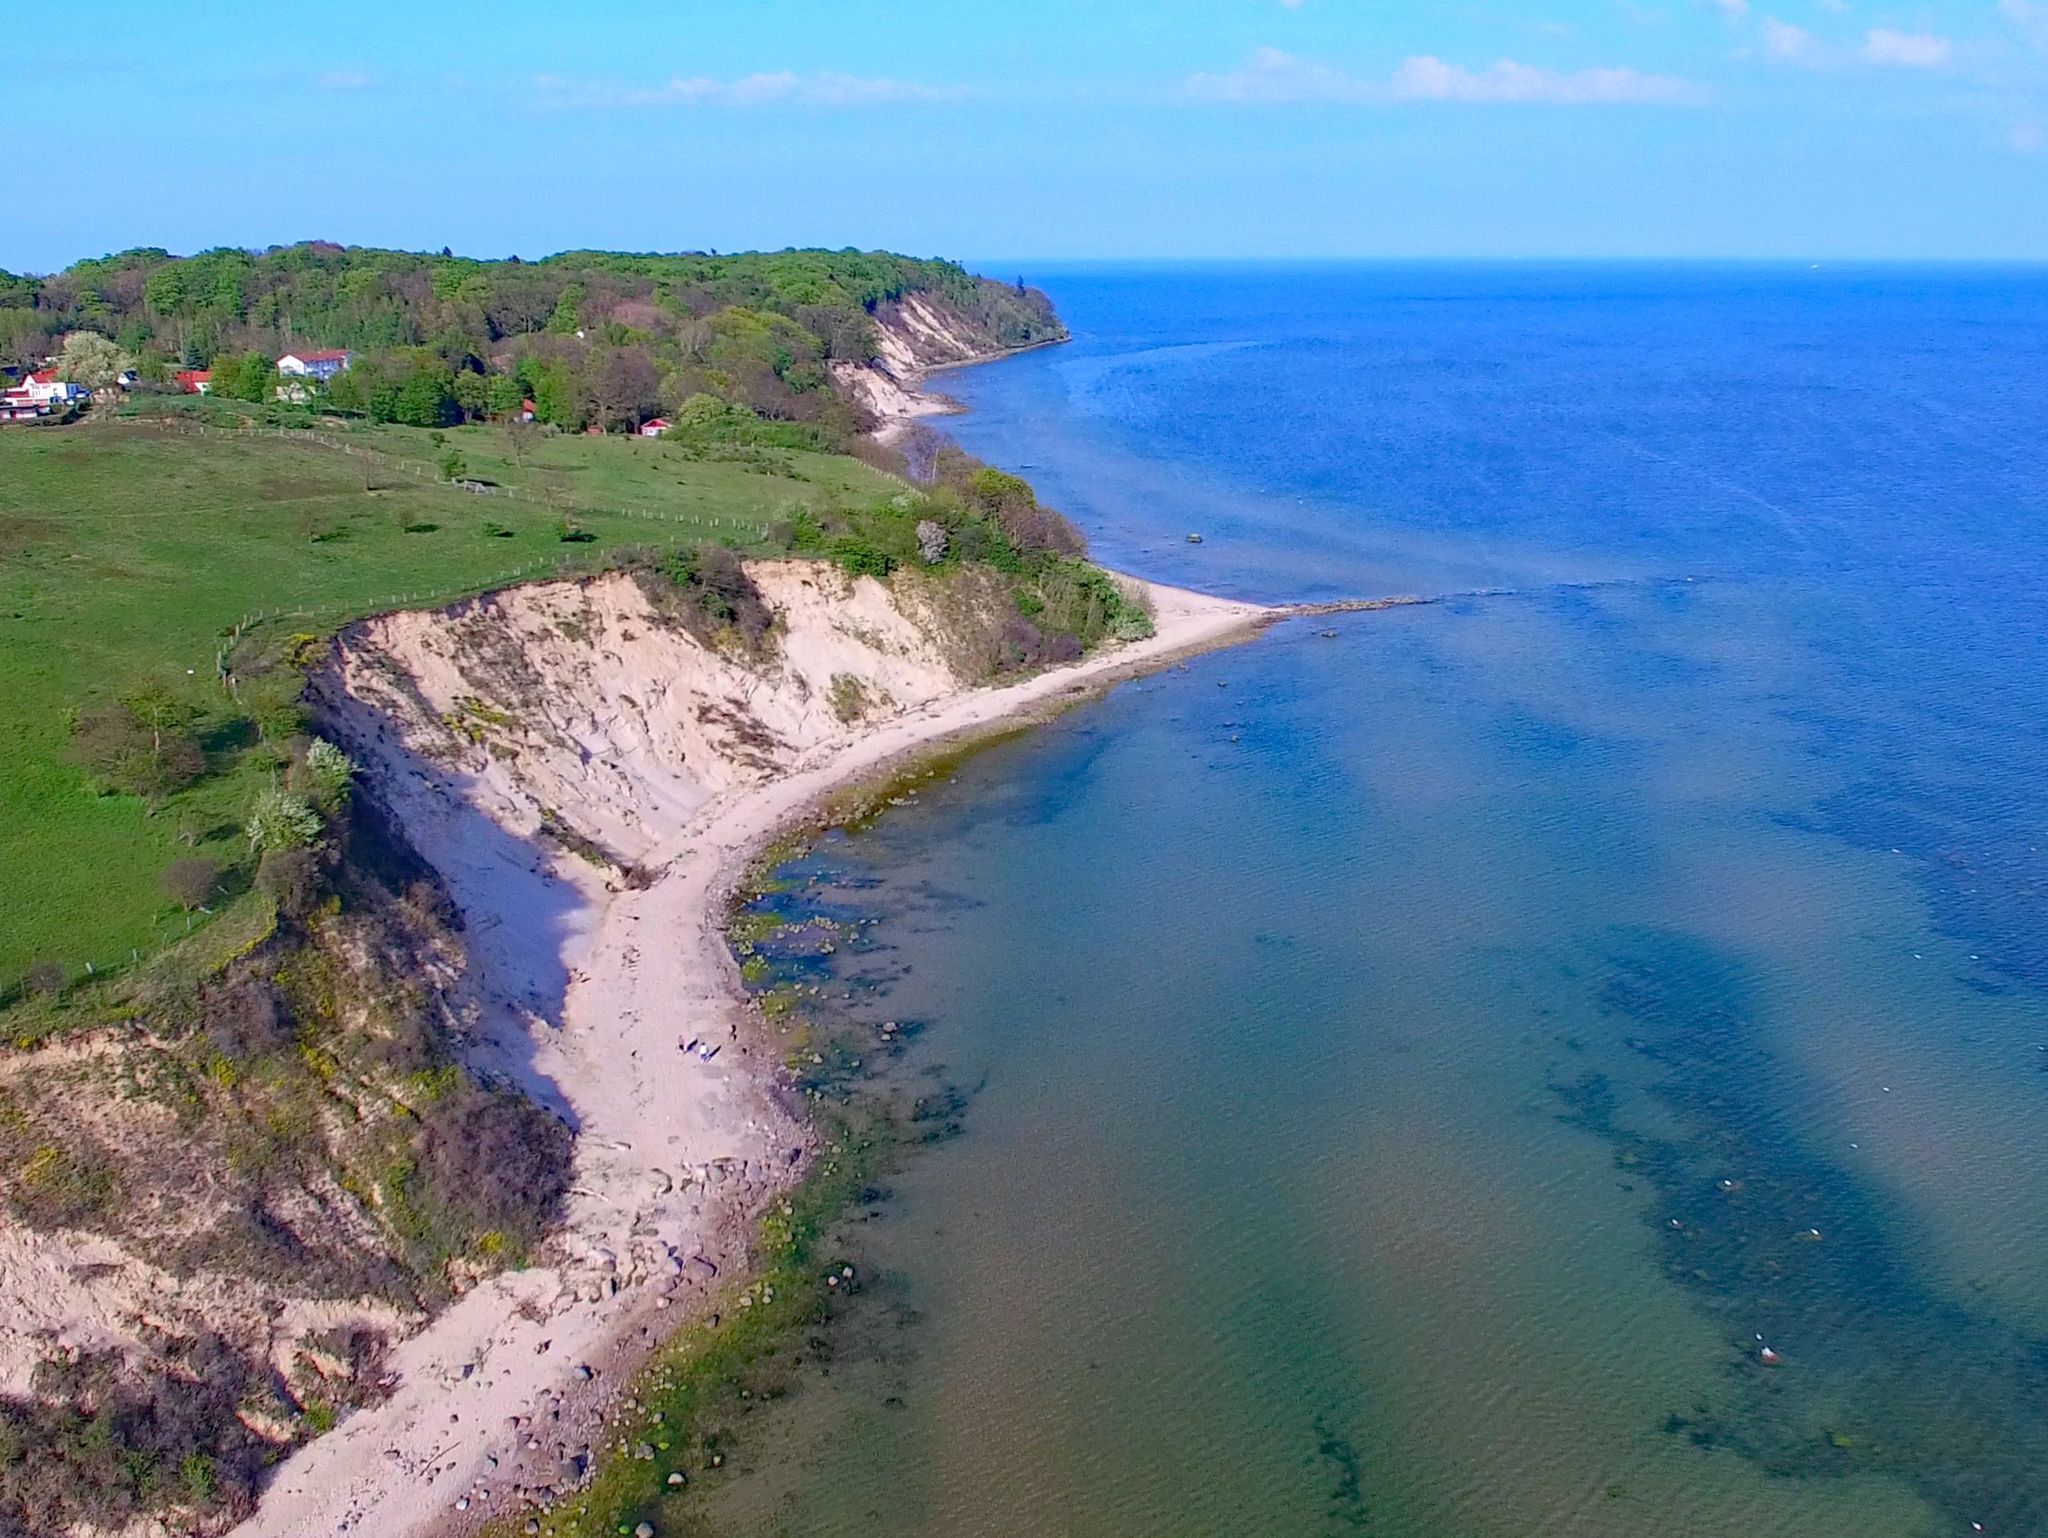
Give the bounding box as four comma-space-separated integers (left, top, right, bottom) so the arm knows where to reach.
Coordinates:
705, 264, 2048, 1537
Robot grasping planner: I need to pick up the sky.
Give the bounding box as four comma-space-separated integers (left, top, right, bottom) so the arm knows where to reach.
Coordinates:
7, 0, 2048, 270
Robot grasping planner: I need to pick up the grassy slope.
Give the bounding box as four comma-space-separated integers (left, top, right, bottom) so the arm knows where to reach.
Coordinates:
0, 415, 892, 984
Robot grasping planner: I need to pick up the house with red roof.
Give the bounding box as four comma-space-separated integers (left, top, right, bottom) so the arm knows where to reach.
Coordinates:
0, 388, 43, 422
22, 370, 86, 406
174, 369, 212, 395
638, 417, 671, 437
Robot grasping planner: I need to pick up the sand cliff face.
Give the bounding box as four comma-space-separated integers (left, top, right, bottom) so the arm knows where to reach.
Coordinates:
836, 291, 1057, 431
323, 562, 972, 869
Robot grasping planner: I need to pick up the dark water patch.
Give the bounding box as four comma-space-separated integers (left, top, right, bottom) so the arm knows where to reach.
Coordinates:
1558, 926, 2048, 1533
1311, 1412, 1374, 1533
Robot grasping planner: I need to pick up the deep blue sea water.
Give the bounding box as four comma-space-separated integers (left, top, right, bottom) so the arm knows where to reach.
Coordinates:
704, 266, 2048, 1537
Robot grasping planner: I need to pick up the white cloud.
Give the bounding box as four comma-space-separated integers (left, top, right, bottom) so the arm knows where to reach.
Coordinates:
1186, 47, 1702, 105
1860, 28, 1952, 66
536, 70, 967, 110
1760, 17, 1815, 59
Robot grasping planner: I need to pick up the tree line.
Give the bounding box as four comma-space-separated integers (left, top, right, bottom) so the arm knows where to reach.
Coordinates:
0, 244, 1064, 446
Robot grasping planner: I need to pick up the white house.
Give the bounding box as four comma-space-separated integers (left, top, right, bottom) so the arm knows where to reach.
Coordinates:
276, 349, 352, 381
638, 417, 671, 437
22, 370, 86, 406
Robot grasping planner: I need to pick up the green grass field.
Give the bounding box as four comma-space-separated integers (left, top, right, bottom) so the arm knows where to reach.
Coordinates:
0, 413, 894, 988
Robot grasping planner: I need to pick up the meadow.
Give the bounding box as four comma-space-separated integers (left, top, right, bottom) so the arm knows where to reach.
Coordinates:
0, 408, 894, 992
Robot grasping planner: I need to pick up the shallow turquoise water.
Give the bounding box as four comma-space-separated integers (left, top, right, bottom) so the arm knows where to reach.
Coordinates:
705, 266, 2048, 1537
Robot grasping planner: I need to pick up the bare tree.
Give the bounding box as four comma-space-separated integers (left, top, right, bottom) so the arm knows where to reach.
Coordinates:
900, 424, 944, 485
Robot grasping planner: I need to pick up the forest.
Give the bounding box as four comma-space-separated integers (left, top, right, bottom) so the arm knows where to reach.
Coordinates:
0, 244, 1064, 442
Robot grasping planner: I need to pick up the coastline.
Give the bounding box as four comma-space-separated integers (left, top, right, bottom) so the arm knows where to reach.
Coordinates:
238, 579, 1273, 1538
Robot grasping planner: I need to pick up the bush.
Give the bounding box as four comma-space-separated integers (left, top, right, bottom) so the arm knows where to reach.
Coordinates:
19, 961, 66, 1000
292, 738, 356, 815
0, 1340, 273, 1532
636, 542, 774, 653
415, 1086, 571, 1253
256, 846, 325, 917
828, 537, 895, 579
200, 976, 295, 1060
245, 788, 321, 853
161, 858, 219, 912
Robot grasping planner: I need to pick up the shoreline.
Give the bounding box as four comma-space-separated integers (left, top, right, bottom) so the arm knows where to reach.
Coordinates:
239, 580, 1274, 1538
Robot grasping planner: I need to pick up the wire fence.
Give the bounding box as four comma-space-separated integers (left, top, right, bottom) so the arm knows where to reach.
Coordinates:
124, 413, 779, 687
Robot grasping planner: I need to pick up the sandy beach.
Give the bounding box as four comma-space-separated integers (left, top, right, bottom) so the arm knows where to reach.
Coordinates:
237, 577, 1270, 1538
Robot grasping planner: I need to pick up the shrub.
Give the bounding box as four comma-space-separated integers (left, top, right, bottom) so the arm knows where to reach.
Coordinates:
255, 846, 324, 917
295, 738, 356, 814
161, 858, 219, 912
19, 961, 66, 1000
245, 788, 321, 853
829, 673, 876, 724
828, 537, 894, 579
200, 976, 295, 1060
637, 542, 773, 653
415, 1086, 571, 1254
0, 1340, 273, 1532
11, 1141, 114, 1227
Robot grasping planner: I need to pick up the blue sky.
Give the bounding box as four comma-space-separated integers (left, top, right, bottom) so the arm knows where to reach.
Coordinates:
7, 0, 2047, 270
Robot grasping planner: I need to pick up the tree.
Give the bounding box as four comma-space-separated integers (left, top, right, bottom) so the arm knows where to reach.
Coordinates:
211, 351, 275, 403
66, 689, 206, 810
501, 419, 537, 466
161, 858, 219, 912
288, 738, 356, 813
245, 788, 322, 853
485, 374, 525, 419
55, 331, 134, 394
451, 370, 491, 421
391, 364, 458, 427
581, 346, 660, 432
900, 424, 944, 485
255, 846, 323, 917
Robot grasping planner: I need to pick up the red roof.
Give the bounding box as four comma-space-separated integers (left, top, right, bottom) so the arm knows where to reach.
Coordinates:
174, 369, 212, 392
27, 370, 56, 385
